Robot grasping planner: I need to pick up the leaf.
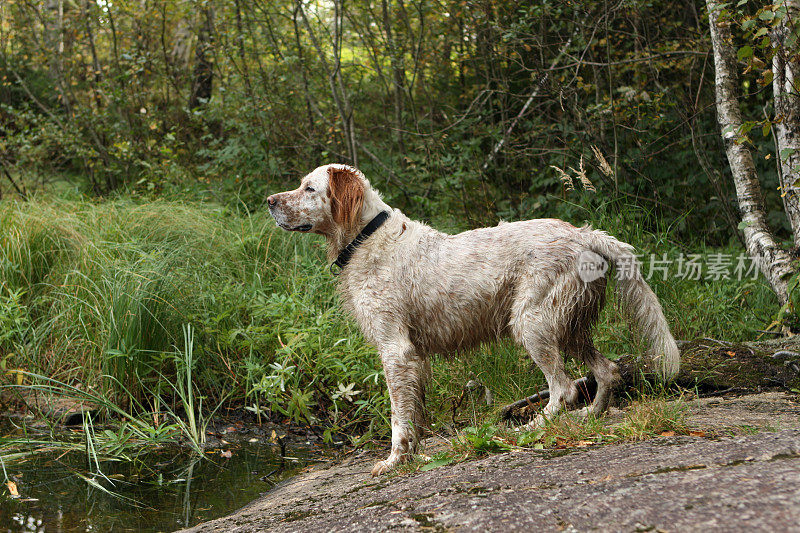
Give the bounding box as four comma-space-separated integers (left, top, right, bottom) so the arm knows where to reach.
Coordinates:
660, 431, 675, 437
738, 220, 753, 230
689, 431, 708, 437
758, 10, 774, 21
754, 67, 772, 86
6, 481, 19, 498
517, 428, 545, 446
420, 456, 453, 471
220, 450, 233, 459
754, 27, 768, 38
737, 45, 754, 60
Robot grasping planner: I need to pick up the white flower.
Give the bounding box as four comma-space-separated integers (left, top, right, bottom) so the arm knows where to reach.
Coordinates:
331, 382, 361, 402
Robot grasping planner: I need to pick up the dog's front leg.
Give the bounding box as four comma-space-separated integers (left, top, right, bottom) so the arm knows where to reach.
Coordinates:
371, 342, 428, 476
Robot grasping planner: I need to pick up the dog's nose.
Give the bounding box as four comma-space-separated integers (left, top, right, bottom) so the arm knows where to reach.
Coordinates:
267, 195, 278, 207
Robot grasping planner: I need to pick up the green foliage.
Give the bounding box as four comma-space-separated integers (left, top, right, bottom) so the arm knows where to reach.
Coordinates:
0, 286, 28, 354
0, 198, 387, 440
1, 0, 793, 247
454, 423, 514, 455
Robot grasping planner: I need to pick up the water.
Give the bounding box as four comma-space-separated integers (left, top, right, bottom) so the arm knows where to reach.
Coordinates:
0, 420, 324, 532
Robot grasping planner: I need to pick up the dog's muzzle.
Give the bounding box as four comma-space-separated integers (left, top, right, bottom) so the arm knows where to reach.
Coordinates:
280, 223, 312, 232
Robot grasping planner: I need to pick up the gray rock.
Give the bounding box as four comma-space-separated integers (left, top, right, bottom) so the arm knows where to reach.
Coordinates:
182, 392, 800, 533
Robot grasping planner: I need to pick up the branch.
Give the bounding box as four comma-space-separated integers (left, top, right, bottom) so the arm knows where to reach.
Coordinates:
0, 155, 28, 200
482, 34, 574, 171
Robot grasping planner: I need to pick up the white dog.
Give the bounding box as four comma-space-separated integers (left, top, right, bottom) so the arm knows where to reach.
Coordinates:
267, 164, 679, 476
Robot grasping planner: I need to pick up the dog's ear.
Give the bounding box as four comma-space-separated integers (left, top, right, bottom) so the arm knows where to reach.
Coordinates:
328, 166, 364, 233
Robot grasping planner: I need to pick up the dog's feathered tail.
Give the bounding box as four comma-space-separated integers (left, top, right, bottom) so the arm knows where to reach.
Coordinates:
588, 231, 680, 381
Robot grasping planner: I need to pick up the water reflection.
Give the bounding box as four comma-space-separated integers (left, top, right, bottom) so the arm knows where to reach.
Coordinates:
0, 428, 320, 532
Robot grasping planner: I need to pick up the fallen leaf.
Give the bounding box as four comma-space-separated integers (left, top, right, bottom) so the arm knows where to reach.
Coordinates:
660, 431, 675, 437
726, 350, 736, 357
689, 430, 708, 437
220, 450, 233, 459
6, 481, 19, 498
577, 440, 595, 447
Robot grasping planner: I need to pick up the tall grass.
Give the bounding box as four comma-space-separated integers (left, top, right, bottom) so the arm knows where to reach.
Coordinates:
0, 197, 384, 440
0, 196, 780, 446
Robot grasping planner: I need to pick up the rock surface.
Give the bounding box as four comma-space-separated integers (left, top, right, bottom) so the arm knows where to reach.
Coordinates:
183, 392, 800, 532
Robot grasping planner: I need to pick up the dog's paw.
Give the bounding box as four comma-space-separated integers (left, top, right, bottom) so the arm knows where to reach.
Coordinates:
371, 459, 395, 477
524, 414, 547, 430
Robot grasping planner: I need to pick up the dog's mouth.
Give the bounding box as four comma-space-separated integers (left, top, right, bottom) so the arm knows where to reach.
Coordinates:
279, 223, 313, 232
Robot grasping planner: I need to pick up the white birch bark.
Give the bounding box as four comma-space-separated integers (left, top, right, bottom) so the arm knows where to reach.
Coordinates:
772, 0, 800, 247
707, 0, 795, 304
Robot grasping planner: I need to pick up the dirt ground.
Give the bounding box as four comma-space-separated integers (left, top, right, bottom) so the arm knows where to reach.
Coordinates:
182, 391, 800, 532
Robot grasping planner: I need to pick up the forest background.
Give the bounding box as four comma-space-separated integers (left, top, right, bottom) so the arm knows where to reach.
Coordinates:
0, 0, 797, 444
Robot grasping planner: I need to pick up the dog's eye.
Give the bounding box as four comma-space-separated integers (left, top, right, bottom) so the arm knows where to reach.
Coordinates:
305, 186, 315, 192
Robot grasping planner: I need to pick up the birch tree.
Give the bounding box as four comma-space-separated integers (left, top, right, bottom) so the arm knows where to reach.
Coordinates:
706, 0, 797, 304
772, 0, 800, 246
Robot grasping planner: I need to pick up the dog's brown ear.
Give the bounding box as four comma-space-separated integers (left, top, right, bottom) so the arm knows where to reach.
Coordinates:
328, 166, 364, 233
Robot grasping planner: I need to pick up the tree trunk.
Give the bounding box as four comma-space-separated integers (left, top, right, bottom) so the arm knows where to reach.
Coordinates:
189, 7, 215, 109
297, 0, 358, 165
706, 0, 795, 304
382, 0, 406, 154
291, 3, 316, 130
772, 0, 800, 248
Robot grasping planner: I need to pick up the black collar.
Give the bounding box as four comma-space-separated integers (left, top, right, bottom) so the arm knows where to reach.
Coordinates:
330, 211, 390, 276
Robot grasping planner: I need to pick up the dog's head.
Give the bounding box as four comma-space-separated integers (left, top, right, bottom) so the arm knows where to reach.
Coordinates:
267, 164, 366, 237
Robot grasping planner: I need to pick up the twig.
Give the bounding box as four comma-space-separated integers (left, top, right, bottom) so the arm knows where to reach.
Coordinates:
499, 375, 596, 421
482, 33, 575, 171
355, 140, 412, 203
0, 155, 27, 200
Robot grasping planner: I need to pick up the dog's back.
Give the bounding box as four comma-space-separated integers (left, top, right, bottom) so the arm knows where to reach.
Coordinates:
340, 215, 609, 355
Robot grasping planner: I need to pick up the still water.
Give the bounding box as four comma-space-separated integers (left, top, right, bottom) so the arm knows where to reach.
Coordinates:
0, 422, 322, 532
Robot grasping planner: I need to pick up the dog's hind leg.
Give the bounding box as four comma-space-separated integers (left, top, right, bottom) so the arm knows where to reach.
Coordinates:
514, 327, 578, 427
512, 279, 580, 427
371, 338, 428, 476
571, 339, 621, 417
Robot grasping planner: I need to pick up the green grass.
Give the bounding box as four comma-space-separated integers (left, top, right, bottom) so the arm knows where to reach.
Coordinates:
0, 195, 782, 456
0, 196, 385, 444
396, 392, 694, 476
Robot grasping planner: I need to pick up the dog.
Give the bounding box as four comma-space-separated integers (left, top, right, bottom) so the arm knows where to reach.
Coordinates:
267, 164, 680, 476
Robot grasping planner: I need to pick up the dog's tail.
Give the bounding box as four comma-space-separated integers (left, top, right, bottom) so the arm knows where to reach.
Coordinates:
587, 231, 680, 381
